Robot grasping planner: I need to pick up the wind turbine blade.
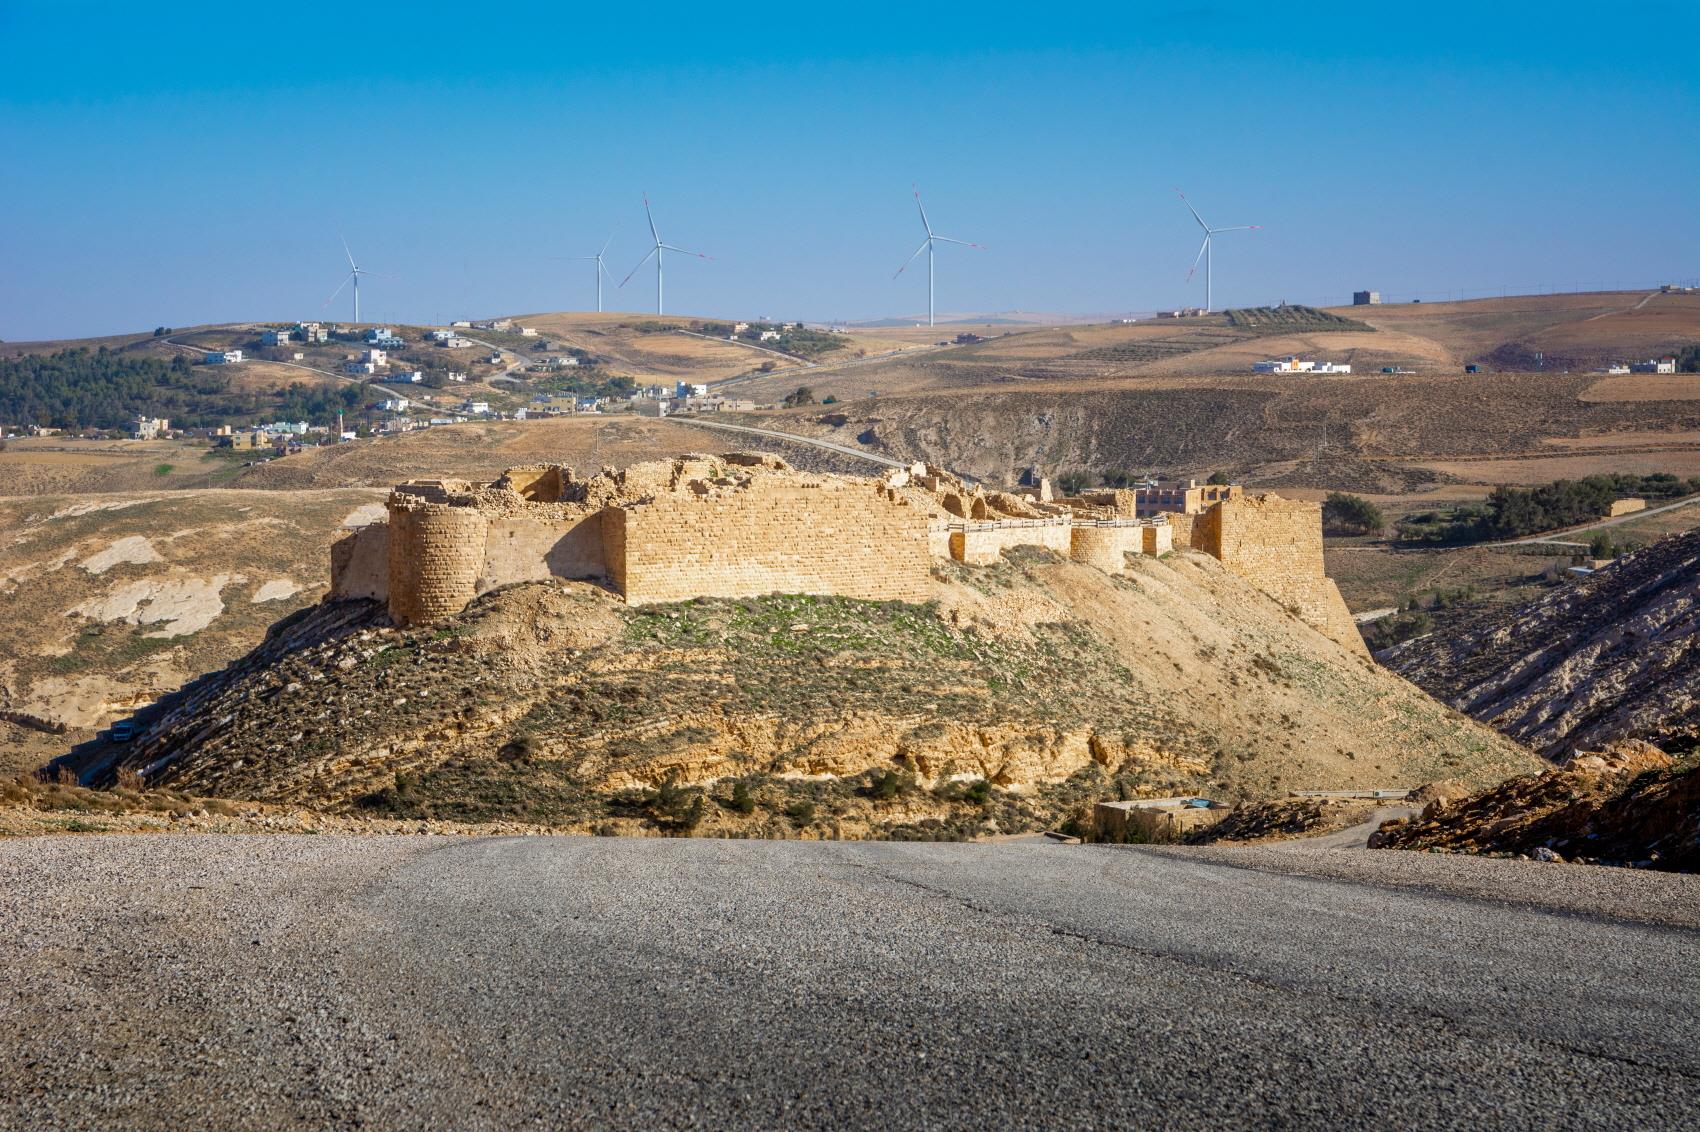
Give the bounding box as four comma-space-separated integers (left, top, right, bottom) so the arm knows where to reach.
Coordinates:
1174, 188, 1209, 232
643, 193, 660, 244
893, 238, 930, 279
322, 273, 353, 307
931, 236, 983, 249
1185, 234, 1209, 283
659, 243, 711, 260
913, 185, 933, 236
618, 246, 659, 288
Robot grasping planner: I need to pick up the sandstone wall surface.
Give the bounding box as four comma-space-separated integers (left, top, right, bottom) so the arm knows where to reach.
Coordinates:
1196, 496, 1365, 653
388, 505, 490, 625
330, 524, 389, 602
479, 513, 607, 593
950, 521, 1073, 566
617, 478, 931, 605
1069, 525, 1148, 575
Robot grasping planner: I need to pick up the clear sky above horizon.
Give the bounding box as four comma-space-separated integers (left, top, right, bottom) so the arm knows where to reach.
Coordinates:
2, 0, 1696, 339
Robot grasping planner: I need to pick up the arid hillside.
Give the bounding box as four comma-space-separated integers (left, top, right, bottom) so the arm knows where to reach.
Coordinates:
76, 547, 1537, 839
0, 488, 385, 775
723, 370, 1700, 490
226, 416, 870, 490
1381, 528, 1700, 757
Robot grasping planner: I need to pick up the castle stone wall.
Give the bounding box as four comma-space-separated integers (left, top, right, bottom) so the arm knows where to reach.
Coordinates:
1069, 525, 1148, 574
1195, 496, 1365, 653
616, 478, 931, 605
950, 520, 1074, 566
479, 512, 607, 592
388, 504, 490, 625
329, 523, 390, 601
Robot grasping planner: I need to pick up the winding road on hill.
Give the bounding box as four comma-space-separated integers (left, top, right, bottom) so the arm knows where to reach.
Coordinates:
673, 416, 906, 468
3, 835, 1696, 1129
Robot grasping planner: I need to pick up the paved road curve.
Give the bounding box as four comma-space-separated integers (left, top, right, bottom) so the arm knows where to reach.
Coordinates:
2, 835, 1696, 1129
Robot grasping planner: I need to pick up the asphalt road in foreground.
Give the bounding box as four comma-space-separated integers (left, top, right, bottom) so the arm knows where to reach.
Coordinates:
3, 836, 1697, 1130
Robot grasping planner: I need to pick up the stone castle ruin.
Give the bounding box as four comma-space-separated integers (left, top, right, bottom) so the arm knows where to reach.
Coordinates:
331, 452, 1362, 652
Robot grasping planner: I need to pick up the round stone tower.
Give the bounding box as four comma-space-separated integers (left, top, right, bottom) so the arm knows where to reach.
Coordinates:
387, 502, 489, 625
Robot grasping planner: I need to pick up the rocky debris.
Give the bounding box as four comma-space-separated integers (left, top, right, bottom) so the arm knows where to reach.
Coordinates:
1381, 528, 1700, 757
1185, 797, 1374, 845
1371, 741, 1699, 872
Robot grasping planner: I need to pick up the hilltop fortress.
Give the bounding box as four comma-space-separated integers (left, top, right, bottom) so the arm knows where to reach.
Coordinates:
330, 453, 1362, 652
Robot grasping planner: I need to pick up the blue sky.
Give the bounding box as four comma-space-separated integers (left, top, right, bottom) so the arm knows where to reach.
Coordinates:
2, 1, 1696, 338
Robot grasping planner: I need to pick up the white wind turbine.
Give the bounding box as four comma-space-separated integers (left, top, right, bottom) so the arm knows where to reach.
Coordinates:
1177, 189, 1260, 312
564, 233, 616, 313
618, 195, 710, 316
323, 237, 378, 324
894, 186, 982, 327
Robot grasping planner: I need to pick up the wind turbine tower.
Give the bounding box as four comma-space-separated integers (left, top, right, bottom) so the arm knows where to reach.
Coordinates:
619, 195, 710, 316
1177, 189, 1259, 312
569, 234, 616, 313
324, 238, 374, 324
894, 186, 982, 327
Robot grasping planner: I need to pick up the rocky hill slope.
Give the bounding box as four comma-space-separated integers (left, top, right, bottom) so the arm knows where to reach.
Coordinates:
1381, 529, 1700, 757
75, 547, 1537, 839
0, 488, 385, 776
1372, 741, 1698, 872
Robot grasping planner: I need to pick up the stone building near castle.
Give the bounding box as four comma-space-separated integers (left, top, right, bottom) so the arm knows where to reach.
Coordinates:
331, 452, 1362, 653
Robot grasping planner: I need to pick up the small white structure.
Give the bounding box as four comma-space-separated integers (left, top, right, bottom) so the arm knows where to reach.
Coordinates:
204, 349, 244, 365
1253, 355, 1349, 375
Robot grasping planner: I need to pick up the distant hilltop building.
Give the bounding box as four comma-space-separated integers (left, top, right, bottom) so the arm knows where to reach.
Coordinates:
1253, 355, 1351, 375
330, 453, 1362, 653
1353, 290, 1381, 306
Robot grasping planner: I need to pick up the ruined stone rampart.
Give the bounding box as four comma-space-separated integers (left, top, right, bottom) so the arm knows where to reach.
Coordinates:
387, 502, 489, 625
613, 477, 930, 605
1195, 495, 1365, 652
950, 519, 1075, 566
330, 454, 1359, 654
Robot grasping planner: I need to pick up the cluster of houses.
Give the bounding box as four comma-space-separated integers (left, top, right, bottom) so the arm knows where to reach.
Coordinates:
1607, 358, 1679, 375
1252, 355, 1352, 375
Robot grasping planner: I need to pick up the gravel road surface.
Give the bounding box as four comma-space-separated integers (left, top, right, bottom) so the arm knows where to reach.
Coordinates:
3, 834, 1697, 1129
